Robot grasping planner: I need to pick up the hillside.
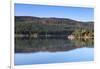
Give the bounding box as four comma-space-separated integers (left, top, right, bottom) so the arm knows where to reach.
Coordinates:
15, 16, 94, 38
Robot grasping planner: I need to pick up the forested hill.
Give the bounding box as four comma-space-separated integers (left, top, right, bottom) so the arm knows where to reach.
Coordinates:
15, 16, 94, 37
15, 16, 93, 24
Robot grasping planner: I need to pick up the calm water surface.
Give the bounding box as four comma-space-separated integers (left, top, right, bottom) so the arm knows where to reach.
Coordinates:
15, 38, 94, 65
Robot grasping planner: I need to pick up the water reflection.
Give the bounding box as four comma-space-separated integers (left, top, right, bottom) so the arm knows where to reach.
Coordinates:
15, 37, 94, 53
15, 37, 94, 65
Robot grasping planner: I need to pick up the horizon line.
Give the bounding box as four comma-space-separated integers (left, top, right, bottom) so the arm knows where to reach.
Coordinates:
15, 15, 94, 22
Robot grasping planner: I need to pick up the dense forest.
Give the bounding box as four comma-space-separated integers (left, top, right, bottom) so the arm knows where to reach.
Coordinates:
15, 16, 94, 38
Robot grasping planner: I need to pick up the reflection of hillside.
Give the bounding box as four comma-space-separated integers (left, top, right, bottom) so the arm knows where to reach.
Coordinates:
71, 38, 94, 48
15, 38, 94, 53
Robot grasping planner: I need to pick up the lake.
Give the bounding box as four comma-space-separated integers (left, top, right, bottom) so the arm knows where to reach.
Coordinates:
15, 38, 94, 65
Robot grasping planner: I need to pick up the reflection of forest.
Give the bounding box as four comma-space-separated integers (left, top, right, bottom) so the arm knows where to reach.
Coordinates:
15, 38, 94, 53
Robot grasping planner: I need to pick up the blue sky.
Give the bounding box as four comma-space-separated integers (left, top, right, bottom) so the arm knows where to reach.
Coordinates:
15, 4, 94, 21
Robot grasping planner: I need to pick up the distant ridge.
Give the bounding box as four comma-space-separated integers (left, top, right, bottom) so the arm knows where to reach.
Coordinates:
15, 16, 94, 32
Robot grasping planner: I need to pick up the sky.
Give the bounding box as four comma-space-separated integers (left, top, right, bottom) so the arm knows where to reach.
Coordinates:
15, 4, 94, 22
